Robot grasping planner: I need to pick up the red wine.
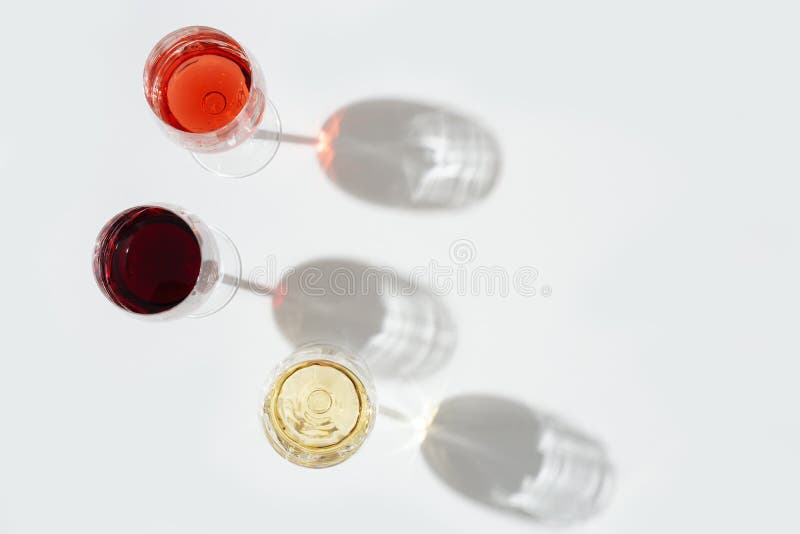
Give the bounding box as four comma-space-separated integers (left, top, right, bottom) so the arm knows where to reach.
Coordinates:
144, 27, 252, 133
94, 206, 202, 314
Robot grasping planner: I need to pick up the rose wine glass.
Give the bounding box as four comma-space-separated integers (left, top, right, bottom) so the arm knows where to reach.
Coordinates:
261, 344, 377, 468
144, 26, 281, 178
93, 204, 241, 319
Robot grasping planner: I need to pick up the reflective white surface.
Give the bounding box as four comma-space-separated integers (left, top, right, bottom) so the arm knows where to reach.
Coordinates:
1, 1, 799, 533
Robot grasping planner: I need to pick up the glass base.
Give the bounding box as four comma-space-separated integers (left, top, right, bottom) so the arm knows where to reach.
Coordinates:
188, 225, 242, 318
192, 99, 282, 178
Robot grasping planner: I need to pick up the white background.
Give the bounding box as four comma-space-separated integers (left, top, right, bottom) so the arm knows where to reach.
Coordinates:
2, 1, 799, 532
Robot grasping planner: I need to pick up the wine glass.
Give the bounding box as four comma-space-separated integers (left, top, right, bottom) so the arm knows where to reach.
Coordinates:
92, 204, 241, 319
261, 344, 377, 468
143, 26, 281, 178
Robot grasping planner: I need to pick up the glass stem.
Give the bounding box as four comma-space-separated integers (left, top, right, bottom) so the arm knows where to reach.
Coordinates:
254, 130, 318, 145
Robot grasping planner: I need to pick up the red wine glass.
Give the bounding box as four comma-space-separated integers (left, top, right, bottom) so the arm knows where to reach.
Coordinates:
92, 204, 241, 319
144, 26, 281, 178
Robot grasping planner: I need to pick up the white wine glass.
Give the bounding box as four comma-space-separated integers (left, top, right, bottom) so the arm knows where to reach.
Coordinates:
261, 344, 376, 468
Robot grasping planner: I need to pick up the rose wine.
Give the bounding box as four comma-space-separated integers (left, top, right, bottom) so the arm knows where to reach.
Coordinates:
94, 206, 201, 314
144, 27, 252, 133
263, 359, 373, 467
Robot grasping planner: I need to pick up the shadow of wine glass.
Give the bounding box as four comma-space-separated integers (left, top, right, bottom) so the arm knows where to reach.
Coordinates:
315, 99, 502, 210
420, 394, 614, 524
270, 258, 457, 380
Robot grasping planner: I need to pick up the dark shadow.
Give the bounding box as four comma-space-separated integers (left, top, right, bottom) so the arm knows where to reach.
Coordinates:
271, 258, 457, 380
421, 394, 613, 524
315, 99, 501, 210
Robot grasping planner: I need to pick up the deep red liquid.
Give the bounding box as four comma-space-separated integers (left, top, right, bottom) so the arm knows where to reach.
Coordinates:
94, 206, 202, 314
144, 27, 252, 133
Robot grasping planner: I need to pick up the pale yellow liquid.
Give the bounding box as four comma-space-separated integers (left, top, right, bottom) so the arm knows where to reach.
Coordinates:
264, 360, 372, 467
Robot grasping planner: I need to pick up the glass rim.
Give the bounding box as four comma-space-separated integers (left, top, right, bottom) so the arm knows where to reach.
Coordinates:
261, 343, 377, 467
143, 26, 266, 145
92, 202, 213, 319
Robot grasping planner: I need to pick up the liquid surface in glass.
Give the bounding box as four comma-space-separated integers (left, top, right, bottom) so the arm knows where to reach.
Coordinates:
94, 206, 201, 314
264, 359, 372, 466
146, 28, 251, 133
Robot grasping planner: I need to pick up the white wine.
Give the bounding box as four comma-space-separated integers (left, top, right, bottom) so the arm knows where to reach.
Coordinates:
262, 346, 375, 468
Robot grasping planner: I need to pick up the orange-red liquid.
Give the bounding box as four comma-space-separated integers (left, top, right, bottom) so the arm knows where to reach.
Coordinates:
146, 29, 251, 133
